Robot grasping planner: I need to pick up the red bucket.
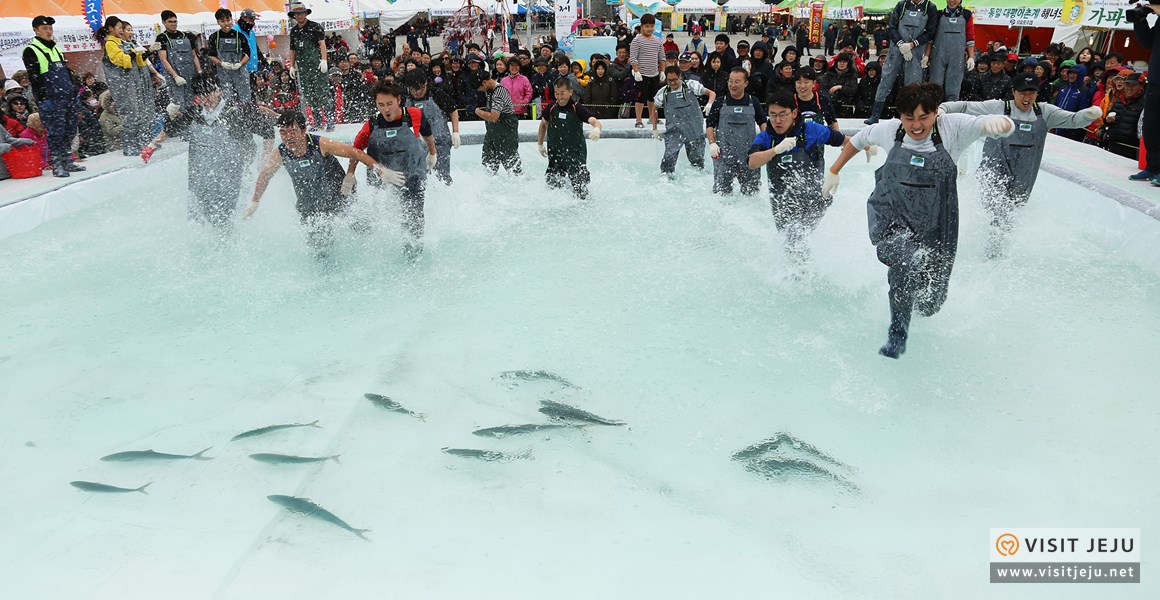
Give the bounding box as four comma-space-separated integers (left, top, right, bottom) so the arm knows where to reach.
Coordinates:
2, 145, 43, 179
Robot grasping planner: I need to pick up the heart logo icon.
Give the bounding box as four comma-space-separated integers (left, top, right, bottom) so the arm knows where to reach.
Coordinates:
996, 533, 1020, 557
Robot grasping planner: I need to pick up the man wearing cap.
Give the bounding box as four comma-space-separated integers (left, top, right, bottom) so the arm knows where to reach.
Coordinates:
22, 16, 84, 177
403, 70, 460, 185
941, 72, 1102, 258
288, 3, 335, 131
207, 9, 251, 103
472, 70, 522, 175
234, 9, 262, 77
677, 52, 703, 84
864, 0, 939, 124
927, 0, 974, 102
980, 53, 1012, 101
684, 28, 708, 61
156, 11, 202, 110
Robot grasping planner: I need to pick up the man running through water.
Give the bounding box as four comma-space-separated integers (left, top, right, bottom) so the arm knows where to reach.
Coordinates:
705, 67, 765, 196
747, 89, 848, 263
823, 82, 1013, 358
472, 70, 521, 175
402, 70, 460, 186
654, 65, 715, 177
349, 81, 438, 261
537, 78, 602, 199
245, 111, 388, 258
940, 72, 1101, 259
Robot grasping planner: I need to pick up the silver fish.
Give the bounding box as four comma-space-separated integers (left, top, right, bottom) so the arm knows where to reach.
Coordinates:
538, 400, 625, 426
497, 370, 581, 389
743, 458, 860, 492
267, 495, 370, 541
70, 481, 151, 494
249, 453, 340, 465
232, 421, 321, 441
471, 423, 582, 438
441, 447, 532, 462
364, 393, 426, 420
100, 447, 214, 462
731, 433, 852, 471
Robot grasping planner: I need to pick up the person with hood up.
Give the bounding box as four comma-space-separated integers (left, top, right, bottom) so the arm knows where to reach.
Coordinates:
941, 72, 1102, 258
855, 61, 882, 116
864, 0, 939, 124
747, 41, 776, 99
780, 45, 802, 69
769, 61, 797, 99
820, 53, 859, 116
568, 60, 590, 95
583, 60, 620, 119
1052, 63, 1090, 139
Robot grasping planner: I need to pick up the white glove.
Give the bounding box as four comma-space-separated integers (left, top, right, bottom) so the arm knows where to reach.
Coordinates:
587, 127, 601, 141
451, 132, 461, 148
980, 115, 1010, 135
966, 56, 975, 71
537, 142, 548, 157
703, 103, 712, 116
340, 174, 356, 195
166, 102, 181, 119
633, 70, 642, 82
289, 65, 298, 78
708, 142, 721, 159
149, 42, 162, 52
426, 153, 437, 170
1080, 105, 1104, 121
864, 145, 879, 162
220, 62, 234, 71
374, 164, 405, 186
921, 53, 929, 69
651, 128, 662, 140
132, 45, 147, 54
319, 59, 328, 74
174, 75, 187, 86
901, 46, 913, 62
773, 137, 796, 154
822, 170, 840, 197
242, 200, 260, 220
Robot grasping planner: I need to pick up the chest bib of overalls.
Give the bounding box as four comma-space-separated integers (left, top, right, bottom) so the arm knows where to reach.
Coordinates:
868, 123, 958, 248
664, 84, 703, 137
367, 114, 425, 177
717, 99, 755, 158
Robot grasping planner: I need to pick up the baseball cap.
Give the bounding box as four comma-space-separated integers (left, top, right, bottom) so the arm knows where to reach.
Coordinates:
679, 52, 694, 62
239, 8, 258, 20
737, 40, 750, 48
1123, 72, 1146, 85
1011, 72, 1039, 92
665, 49, 679, 59
32, 15, 55, 27
1006, 52, 1019, 62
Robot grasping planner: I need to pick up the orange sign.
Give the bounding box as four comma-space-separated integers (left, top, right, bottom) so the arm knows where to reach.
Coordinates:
808, 2, 824, 45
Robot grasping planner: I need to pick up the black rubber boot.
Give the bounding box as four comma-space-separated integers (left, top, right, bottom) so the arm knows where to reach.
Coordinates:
879, 333, 907, 358
864, 101, 885, 125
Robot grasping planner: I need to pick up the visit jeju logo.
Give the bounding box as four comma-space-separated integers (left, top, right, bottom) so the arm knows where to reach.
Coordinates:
995, 533, 1020, 557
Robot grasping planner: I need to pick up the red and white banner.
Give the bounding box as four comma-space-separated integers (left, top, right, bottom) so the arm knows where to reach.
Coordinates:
808, 2, 823, 45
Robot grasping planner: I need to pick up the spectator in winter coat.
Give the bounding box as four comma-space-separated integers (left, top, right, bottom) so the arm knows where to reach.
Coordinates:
781, 45, 802, 68
747, 41, 776, 99
854, 61, 881, 116
19, 112, 49, 169
583, 60, 620, 119
1103, 71, 1145, 157
701, 53, 730, 98
769, 61, 797, 99
713, 34, 738, 71
980, 54, 1013, 101
502, 57, 534, 117
98, 90, 123, 151
820, 53, 859, 116
77, 89, 107, 158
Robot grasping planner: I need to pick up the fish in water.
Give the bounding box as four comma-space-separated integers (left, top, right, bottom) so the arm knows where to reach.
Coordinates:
231, 421, 321, 441
742, 457, 860, 493
249, 453, 340, 465
731, 433, 852, 472
363, 393, 426, 420
267, 495, 370, 541
441, 447, 532, 462
70, 481, 152, 494
100, 447, 214, 462
538, 400, 626, 426
497, 370, 581, 389
471, 423, 582, 438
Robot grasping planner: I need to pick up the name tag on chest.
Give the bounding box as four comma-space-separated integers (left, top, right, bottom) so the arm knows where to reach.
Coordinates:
297, 159, 313, 169
910, 155, 925, 167
1019, 123, 1033, 132
733, 107, 744, 113
947, 18, 958, 23
779, 154, 794, 163
908, 11, 919, 16
558, 111, 568, 119
386, 129, 398, 138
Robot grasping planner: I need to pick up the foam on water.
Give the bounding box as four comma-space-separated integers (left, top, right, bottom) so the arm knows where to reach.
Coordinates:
0, 139, 1157, 598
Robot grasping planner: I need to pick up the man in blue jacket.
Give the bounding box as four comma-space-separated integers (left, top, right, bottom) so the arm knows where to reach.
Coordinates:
1052, 63, 1089, 141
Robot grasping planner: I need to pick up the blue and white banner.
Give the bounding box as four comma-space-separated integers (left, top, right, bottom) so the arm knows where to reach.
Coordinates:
84, 0, 104, 35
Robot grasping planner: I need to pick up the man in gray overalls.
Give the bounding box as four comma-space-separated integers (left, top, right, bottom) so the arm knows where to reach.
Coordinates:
653, 65, 715, 176
941, 73, 1102, 259
155, 10, 201, 109
865, 0, 938, 124
927, 0, 974, 102
403, 70, 460, 186
824, 83, 1014, 358
705, 67, 765, 195
207, 8, 251, 103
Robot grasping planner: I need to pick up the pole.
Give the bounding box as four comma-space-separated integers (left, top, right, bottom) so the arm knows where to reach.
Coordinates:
1017, 24, 1023, 53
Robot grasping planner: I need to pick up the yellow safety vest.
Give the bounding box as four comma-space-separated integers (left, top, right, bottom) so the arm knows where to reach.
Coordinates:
25, 38, 64, 74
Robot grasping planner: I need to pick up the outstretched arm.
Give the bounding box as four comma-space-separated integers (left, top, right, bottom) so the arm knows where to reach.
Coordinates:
250, 150, 284, 204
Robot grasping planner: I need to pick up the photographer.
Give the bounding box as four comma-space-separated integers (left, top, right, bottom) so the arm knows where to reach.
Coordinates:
1129, 3, 1160, 183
